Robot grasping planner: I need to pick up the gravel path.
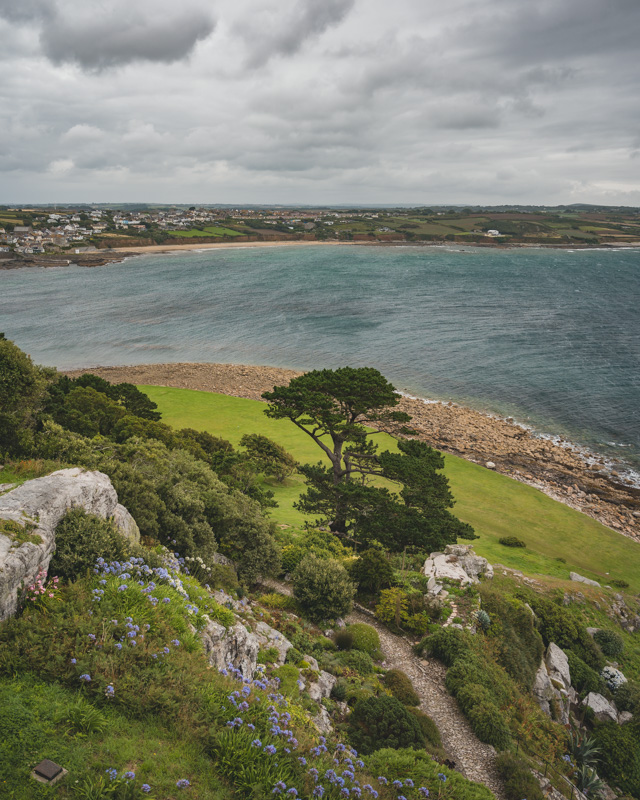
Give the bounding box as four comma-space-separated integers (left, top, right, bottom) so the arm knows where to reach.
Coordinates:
262, 580, 504, 798
347, 608, 505, 799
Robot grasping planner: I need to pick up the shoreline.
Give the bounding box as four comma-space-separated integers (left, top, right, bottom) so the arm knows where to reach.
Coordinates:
63, 361, 640, 543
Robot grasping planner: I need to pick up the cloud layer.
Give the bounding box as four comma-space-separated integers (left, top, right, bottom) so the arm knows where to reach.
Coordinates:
1, 0, 639, 204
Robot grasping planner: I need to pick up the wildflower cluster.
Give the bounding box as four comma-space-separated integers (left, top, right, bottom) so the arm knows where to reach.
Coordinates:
101, 768, 152, 796
21, 568, 60, 609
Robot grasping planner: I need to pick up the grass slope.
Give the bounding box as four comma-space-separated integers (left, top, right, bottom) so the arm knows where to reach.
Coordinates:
140, 385, 640, 590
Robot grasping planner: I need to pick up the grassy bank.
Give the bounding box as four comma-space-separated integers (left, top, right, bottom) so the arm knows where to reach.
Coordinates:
140, 385, 640, 590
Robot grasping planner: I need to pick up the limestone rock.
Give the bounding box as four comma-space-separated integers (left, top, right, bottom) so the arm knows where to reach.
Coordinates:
255, 620, 292, 665
618, 711, 634, 725
112, 503, 140, 545
545, 643, 571, 690
423, 545, 493, 589
0, 468, 121, 621
485, 461, 496, 469
200, 616, 259, 677
312, 704, 333, 734
532, 660, 556, 716
308, 670, 337, 703
582, 692, 618, 723
570, 572, 601, 587
303, 654, 319, 671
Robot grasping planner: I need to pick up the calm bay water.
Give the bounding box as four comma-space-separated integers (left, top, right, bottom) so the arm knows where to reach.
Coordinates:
2, 244, 639, 476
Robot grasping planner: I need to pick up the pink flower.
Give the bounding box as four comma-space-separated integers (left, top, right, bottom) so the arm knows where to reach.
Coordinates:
49, 593, 54, 598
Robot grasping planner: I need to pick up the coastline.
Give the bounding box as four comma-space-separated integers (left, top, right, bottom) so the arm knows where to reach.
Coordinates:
63, 361, 640, 543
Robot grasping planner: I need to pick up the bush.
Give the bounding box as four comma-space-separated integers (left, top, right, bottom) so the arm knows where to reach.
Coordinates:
565, 650, 605, 697
467, 702, 511, 749
592, 722, 640, 799
375, 587, 409, 627
455, 683, 494, 715
334, 629, 354, 651
331, 681, 347, 701
384, 669, 420, 706
367, 748, 495, 800
593, 628, 624, 657
284, 647, 303, 665
614, 679, 640, 715
338, 650, 374, 676
496, 752, 545, 800
49, 508, 131, 583
291, 554, 355, 622
348, 623, 381, 657
350, 548, 394, 594
273, 664, 300, 696
498, 536, 526, 548
528, 595, 604, 671
427, 627, 471, 667
257, 646, 280, 664
407, 708, 442, 748
347, 695, 425, 754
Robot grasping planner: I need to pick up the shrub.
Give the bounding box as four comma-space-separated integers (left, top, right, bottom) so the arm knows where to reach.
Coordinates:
614, 679, 640, 715
350, 548, 394, 594
565, 650, 605, 697
592, 722, 640, 799
407, 707, 442, 748
347, 695, 425, 754
257, 646, 280, 664
499, 536, 526, 548
291, 554, 355, 622
367, 748, 495, 800
480, 589, 544, 689
334, 629, 354, 651
496, 752, 545, 800
455, 683, 494, 715
467, 702, 511, 749
610, 579, 629, 589
384, 669, 420, 706
427, 627, 471, 667
375, 587, 409, 627
593, 628, 624, 657
331, 681, 347, 701
348, 623, 381, 657
284, 646, 303, 665
528, 595, 604, 671
49, 508, 131, 583
273, 664, 300, 696
475, 609, 491, 631
338, 650, 374, 676
280, 544, 305, 574
257, 592, 296, 610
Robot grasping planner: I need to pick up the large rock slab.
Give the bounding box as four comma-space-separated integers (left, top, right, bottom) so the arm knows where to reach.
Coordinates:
582, 692, 618, 723
200, 616, 260, 677
112, 504, 140, 545
532, 660, 556, 716
570, 572, 601, 587
423, 545, 493, 590
254, 620, 293, 665
0, 468, 131, 621
545, 643, 571, 690
308, 670, 337, 703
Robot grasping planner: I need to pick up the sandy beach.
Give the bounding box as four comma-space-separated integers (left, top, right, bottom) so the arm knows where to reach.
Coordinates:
64, 362, 640, 542
111, 240, 348, 255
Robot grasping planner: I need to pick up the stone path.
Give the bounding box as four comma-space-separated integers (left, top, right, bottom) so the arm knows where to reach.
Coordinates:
261, 580, 504, 798
347, 608, 505, 799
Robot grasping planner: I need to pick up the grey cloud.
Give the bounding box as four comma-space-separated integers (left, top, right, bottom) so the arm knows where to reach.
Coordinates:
0, 0, 52, 23
236, 0, 355, 68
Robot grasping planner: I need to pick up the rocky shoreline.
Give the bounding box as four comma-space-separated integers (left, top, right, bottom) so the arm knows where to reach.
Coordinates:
0, 251, 139, 270
64, 362, 640, 542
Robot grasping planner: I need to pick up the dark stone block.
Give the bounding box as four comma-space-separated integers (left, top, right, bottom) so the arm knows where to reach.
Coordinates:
34, 760, 63, 781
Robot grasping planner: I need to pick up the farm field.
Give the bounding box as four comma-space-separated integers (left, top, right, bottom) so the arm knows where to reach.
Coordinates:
140, 385, 640, 590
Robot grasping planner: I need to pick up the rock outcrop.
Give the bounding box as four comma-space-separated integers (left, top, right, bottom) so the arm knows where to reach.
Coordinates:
423, 545, 493, 593
308, 670, 337, 703
254, 620, 293, 665
582, 692, 618, 723
532, 644, 576, 724
570, 572, 601, 587
0, 468, 137, 621
200, 616, 260, 677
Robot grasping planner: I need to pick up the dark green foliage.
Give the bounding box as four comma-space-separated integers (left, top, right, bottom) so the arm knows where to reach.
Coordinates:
338, 649, 374, 676
614, 680, 640, 715
239, 433, 298, 482
273, 664, 300, 696
350, 547, 394, 594
610, 579, 629, 589
292, 553, 355, 622
498, 536, 526, 547
480, 588, 544, 689
384, 669, 420, 706
347, 695, 425, 754
593, 628, 624, 657
496, 752, 546, 800
335, 629, 354, 651
426, 626, 471, 666
467, 702, 511, 749
367, 749, 495, 800
565, 650, 605, 697
455, 683, 495, 715
284, 647, 303, 665
592, 722, 640, 798
49, 508, 131, 583
348, 622, 381, 656
528, 595, 605, 671
407, 708, 442, 748
331, 681, 347, 701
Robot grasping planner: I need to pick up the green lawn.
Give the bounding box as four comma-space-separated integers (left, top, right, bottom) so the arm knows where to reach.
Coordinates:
140, 385, 640, 590
168, 226, 243, 238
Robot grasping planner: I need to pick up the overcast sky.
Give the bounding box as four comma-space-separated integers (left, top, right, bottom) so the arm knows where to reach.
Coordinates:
1, 0, 639, 205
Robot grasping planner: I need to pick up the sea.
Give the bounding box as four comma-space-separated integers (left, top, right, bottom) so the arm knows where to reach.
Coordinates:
2, 244, 639, 482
